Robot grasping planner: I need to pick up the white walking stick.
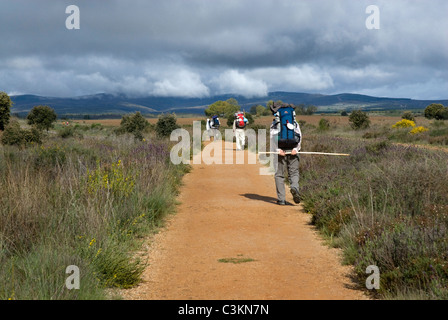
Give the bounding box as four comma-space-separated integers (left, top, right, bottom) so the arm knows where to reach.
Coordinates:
258, 151, 350, 156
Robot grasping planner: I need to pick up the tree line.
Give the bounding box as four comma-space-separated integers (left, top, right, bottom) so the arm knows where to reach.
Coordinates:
204, 98, 318, 126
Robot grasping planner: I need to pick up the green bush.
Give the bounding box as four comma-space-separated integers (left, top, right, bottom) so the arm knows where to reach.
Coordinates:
349, 110, 371, 130
116, 112, 150, 140
27, 105, 57, 131
58, 126, 75, 139
401, 111, 415, 122
318, 118, 330, 131
1, 121, 42, 147
424, 103, 447, 120
155, 113, 179, 138
34, 145, 67, 168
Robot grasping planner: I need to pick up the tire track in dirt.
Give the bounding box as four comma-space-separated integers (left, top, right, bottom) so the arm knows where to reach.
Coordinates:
122, 140, 367, 300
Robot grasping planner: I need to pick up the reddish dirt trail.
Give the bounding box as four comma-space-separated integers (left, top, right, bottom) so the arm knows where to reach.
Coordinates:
123, 140, 367, 300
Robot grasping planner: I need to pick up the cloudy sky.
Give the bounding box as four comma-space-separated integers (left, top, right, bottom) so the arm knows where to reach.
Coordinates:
0, 0, 447, 99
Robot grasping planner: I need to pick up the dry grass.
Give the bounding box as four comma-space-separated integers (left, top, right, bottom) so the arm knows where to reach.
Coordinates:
75, 117, 204, 127
75, 115, 432, 129
0, 128, 189, 299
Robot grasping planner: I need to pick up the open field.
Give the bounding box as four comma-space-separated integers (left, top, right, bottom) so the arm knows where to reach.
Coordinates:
75, 114, 433, 128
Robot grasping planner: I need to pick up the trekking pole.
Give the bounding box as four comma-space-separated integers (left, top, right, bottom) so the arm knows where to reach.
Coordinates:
258, 151, 350, 156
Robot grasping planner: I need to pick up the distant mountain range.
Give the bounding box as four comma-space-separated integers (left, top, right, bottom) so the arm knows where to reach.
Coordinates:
10, 92, 448, 118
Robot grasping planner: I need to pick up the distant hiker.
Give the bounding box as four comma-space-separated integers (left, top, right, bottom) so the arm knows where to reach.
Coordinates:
207, 115, 220, 140
233, 111, 248, 151
269, 103, 302, 205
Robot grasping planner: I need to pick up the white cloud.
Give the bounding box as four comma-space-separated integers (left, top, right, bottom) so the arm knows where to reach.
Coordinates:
213, 70, 268, 98
152, 70, 210, 98
5, 57, 43, 69
248, 65, 334, 92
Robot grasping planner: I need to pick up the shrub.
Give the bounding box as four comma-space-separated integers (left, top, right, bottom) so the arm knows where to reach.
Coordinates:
318, 118, 330, 131
34, 145, 67, 168
86, 160, 135, 199
349, 110, 370, 130
1, 121, 24, 146
58, 126, 75, 139
1, 121, 42, 147
424, 103, 446, 120
409, 126, 429, 134
401, 111, 415, 122
117, 112, 150, 140
155, 113, 179, 138
392, 119, 416, 129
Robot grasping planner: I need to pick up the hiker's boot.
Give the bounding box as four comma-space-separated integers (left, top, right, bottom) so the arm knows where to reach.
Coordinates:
276, 200, 286, 206
290, 187, 301, 204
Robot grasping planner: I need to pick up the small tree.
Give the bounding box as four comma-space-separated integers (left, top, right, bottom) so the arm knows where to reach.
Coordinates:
349, 110, 370, 130
0, 91, 13, 131
119, 112, 150, 140
205, 99, 240, 119
155, 113, 180, 138
27, 105, 57, 131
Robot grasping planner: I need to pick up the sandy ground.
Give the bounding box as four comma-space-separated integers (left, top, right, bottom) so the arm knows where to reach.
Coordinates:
121, 139, 368, 300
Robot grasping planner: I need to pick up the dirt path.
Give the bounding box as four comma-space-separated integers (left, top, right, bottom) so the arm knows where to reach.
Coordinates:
122, 140, 367, 300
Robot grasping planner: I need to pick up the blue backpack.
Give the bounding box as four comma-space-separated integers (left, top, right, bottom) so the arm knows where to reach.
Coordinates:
275, 106, 300, 150
212, 116, 220, 128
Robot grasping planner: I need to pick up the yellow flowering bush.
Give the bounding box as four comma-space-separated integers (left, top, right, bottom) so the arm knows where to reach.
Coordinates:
392, 119, 416, 128
86, 159, 135, 198
409, 126, 429, 134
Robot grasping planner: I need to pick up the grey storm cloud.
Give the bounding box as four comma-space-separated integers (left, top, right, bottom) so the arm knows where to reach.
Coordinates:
0, 0, 447, 99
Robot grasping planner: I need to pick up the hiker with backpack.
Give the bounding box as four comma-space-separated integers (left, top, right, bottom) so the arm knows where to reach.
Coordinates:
233, 111, 248, 151
206, 115, 220, 140
269, 103, 302, 205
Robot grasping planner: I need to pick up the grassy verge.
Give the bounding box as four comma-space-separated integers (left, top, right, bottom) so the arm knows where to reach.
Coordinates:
0, 126, 189, 299
299, 131, 448, 299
